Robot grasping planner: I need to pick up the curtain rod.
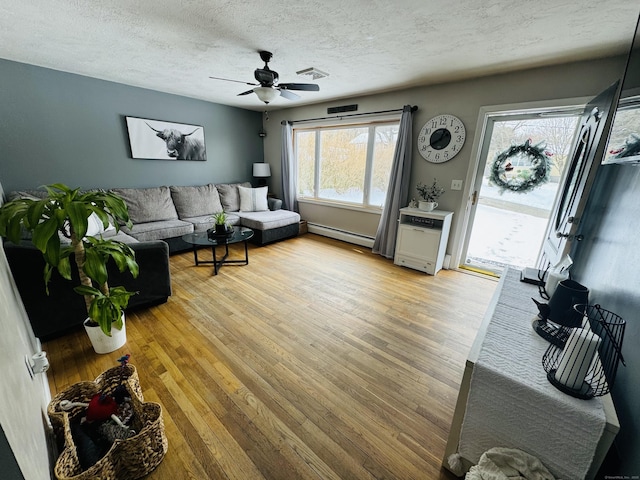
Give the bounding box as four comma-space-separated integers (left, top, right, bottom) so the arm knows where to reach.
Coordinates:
282, 105, 417, 125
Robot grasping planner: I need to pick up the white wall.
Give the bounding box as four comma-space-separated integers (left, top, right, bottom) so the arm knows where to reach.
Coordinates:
0, 240, 53, 478
0, 180, 53, 479
262, 55, 626, 263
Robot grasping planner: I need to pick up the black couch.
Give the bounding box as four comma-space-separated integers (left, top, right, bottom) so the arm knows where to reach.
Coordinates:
4, 240, 171, 341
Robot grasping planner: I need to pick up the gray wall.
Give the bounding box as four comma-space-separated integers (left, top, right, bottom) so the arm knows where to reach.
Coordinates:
571, 163, 640, 474
263, 56, 626, 265
0, 59, 264, 193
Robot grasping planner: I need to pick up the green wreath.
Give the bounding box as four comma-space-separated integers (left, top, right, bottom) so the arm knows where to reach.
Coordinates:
489, 140, 553, 194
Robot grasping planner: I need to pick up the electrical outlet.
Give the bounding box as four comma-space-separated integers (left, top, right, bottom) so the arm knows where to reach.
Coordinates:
451, 179, 463, 191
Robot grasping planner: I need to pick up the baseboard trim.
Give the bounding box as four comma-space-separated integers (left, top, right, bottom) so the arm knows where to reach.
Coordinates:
307, 223, 375, 248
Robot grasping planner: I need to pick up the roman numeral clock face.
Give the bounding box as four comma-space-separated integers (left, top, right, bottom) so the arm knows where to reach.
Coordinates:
417, 114, 466, 163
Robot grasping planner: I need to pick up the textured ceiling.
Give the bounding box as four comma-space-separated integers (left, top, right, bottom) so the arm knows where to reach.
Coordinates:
0, 1, 638, 111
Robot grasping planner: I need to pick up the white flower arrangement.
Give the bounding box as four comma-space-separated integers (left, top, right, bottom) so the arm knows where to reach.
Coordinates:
416, 178, 445, 202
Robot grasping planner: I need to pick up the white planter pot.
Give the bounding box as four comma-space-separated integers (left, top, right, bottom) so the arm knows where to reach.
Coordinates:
83, 314, 127, 354
418, 201, 438, 212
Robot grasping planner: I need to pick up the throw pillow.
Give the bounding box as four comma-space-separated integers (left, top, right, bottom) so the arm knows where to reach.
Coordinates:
86, 211, 115, 236
216, 182, 251, 212
238, 186, 269, 212
59, 212, 115, 244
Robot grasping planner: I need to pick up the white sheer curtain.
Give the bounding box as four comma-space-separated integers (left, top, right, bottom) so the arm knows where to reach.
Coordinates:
372, 105, 416, 258
280, 121, 298, 212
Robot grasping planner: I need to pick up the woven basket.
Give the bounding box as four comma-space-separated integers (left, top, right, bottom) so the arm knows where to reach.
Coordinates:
48, 365, 168, 480
48, 365, 143, 441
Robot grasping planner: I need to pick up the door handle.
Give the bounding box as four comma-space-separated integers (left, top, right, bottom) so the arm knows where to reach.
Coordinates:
556, 232, 584, 241
471, 190, 478, 206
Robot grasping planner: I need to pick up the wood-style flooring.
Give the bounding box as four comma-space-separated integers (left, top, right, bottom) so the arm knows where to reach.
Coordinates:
44, 233, 497, 479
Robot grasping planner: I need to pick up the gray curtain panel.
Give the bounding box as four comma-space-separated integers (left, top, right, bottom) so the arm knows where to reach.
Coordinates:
372, 105, 415, 258
280, 121, 298, 212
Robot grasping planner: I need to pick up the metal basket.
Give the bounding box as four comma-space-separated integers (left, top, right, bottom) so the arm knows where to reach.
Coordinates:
542, 304, 626, 399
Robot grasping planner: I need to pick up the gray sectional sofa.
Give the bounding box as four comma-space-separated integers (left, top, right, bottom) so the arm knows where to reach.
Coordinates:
8, 182, 300, 252
3, 181, 299, 339
111, 182, 300, 252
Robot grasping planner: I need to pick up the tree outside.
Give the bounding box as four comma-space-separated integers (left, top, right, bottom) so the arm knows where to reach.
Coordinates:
295, 123, 399, 206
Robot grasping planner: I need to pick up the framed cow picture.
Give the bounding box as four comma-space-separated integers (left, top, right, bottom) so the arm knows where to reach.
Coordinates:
125, 116, 207, 161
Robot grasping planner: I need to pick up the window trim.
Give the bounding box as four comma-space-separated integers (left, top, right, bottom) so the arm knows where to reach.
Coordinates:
293, 118, 401, 210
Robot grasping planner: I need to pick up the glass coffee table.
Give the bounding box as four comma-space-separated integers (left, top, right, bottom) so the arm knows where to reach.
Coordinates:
181, 226, 254, 275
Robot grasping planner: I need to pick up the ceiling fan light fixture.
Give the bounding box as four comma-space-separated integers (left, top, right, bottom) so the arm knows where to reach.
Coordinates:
254, 86, 279, 104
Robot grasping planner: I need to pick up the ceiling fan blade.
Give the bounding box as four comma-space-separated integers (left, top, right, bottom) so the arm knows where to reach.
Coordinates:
278, 83, 320, 92
209, 76, 258, 86
237, 89, 255, 96
279, 89, 300, 100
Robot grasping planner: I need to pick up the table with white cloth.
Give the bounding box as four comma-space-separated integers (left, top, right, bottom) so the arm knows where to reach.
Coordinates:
443, 267, 619, 480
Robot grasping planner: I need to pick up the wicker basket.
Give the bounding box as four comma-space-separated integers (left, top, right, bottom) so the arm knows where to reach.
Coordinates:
48, 365, 168, 480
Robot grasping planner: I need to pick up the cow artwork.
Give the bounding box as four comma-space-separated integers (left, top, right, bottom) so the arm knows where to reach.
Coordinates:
125, 116, 207, 161
145, 122, 207, 161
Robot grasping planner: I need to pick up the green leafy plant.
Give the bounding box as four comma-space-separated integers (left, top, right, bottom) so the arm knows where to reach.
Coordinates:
416, 178, 445, 202
0, 183, 138, 336
212, 211, 227, 225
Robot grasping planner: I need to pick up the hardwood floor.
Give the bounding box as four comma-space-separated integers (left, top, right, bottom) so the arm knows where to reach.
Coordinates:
44, 234, 497, 480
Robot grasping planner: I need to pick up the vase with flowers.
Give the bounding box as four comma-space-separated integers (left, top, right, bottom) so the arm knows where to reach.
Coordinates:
416, 178, 445, 211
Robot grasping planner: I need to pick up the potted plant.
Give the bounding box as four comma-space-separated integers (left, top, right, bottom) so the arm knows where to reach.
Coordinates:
0, 183, 138, 353
211, 211, 230, 235
416, 178, 445, 211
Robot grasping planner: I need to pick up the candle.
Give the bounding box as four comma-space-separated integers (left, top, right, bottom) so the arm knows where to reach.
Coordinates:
545, 271, 568, 298
554, 328, 601, 390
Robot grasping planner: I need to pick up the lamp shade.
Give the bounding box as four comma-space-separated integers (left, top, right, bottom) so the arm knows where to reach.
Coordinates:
254, 87, 279, 104
253, 163, 271, 178
547, 279, 589, 328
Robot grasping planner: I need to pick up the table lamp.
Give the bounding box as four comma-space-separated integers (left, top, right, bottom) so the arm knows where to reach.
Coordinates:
253, 163, 271, 187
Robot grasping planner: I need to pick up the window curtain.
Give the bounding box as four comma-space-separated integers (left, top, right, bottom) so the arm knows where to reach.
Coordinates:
372, 105, 415, 258
280, 120, 298, 212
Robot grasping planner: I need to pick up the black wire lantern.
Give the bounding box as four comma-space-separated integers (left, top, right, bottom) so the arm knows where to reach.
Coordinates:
542, 304, 626, 399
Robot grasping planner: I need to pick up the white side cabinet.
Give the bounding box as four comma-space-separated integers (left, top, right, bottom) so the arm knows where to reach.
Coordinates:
393, 208, 453, 275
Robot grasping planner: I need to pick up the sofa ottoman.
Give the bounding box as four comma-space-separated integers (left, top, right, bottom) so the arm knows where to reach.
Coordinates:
236, 209, 300, 245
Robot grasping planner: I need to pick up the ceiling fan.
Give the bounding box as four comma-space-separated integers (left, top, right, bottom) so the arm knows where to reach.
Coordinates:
210, 50, 320, 104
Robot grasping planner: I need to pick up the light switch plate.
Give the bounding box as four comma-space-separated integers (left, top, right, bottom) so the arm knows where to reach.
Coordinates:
451, 179, 463, 190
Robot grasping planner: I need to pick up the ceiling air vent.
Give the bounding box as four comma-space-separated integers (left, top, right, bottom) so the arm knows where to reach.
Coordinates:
327, 104, 358, 114
296, 67, 329, 80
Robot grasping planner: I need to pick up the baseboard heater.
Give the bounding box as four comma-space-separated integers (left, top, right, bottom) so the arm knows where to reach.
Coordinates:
307, 223, 375, 248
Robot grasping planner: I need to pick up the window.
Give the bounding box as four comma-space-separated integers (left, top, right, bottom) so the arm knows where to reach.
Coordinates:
294, 121, 399, 208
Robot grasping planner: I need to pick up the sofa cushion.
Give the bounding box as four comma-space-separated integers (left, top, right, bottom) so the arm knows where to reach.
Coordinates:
170, 184, 223, 219
216, 182, 251, 212
182, 213, 241, 232
238, 186, 269, 212
181, 215, 214, 233
8, 190, 47, 201
236, 210, 300, 231
111, 186, 178, 224
100, 230, 139, 244
120, 219, 193, 242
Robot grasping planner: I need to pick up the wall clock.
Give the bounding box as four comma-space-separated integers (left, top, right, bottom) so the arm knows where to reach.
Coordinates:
417, 114, 466, 163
